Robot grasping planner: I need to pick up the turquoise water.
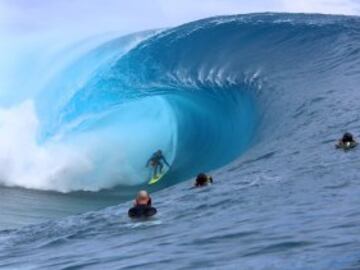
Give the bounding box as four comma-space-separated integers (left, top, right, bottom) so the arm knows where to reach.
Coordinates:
1, 13, 360, 269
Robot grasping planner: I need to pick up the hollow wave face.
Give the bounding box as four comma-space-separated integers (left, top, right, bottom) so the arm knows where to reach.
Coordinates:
1, 13, 359, 192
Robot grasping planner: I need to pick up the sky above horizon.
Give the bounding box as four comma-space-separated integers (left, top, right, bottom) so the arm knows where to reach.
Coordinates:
0, 0, 360, 36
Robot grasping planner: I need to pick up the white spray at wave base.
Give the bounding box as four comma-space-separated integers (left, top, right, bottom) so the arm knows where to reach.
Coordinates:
0, 98, 177, 192
0, 101, 93, 192
0, 32, 177, 192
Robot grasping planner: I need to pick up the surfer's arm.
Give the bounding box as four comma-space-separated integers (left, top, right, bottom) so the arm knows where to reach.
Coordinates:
162, 156, 170, 167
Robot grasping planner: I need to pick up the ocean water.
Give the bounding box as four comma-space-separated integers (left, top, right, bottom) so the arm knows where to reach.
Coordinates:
1, 13, 360, 269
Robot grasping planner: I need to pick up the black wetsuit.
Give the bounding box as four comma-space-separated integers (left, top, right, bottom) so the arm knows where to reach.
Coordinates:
195, 175, 213, 187
129, 198, 156, 218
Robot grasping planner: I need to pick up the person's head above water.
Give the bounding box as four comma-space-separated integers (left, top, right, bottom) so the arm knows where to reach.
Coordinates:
195, 173, 213, 187
197, 173, 207, 180
137, 190, 148, 198
342, 132, 354, 143
135, 190, 151, 206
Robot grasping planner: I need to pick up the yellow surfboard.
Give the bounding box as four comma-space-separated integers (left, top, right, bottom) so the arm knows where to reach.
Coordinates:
148, 171, 166, 185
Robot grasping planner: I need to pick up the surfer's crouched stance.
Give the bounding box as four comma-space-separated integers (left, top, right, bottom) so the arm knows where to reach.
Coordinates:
336, 132, 358, 150
146, 150, 170, 178
194, 173, 213, 187
128, 191, 157, 218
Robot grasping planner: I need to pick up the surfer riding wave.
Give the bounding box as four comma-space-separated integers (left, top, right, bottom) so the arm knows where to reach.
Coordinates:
146, 150, 170, 178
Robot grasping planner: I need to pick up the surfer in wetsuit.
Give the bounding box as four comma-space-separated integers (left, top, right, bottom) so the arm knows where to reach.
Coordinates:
194, 173, 213, 187
336, 132, 358, 150
146, 150, 170, 178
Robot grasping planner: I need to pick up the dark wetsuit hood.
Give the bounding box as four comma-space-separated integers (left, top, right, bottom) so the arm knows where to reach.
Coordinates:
342, 132, 354, 143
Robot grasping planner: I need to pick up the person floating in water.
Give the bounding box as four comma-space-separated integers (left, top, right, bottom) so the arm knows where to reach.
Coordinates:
133, 190, 152, 207
128, 190, 157, 218
194, 173, 213, 187
336, 132, 358, 150
146, 150, 170, 178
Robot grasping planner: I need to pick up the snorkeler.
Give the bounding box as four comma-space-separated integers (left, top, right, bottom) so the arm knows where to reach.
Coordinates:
146, 150, 170, 178
336, 132, 358, 150
194, 173, 213, 187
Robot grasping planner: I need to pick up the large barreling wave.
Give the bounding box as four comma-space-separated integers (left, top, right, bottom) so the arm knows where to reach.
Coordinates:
0, 13, 359, 192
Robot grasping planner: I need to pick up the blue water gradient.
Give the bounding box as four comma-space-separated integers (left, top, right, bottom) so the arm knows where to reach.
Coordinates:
1, 13, 360, 270
32, 27, 258, 190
